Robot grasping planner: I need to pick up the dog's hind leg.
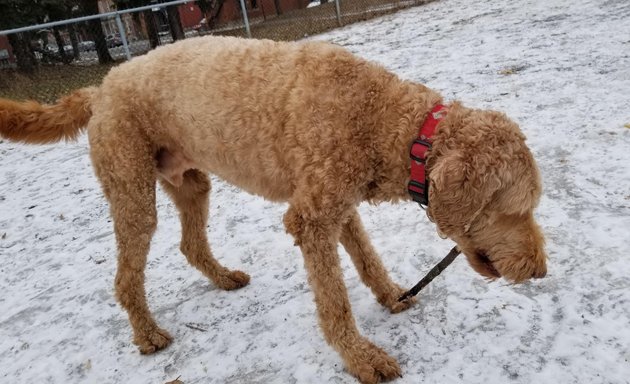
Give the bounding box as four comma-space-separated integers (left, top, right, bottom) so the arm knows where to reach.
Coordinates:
340, 209, 415, 313
159, 169, 250, 290
89, 128, 172, 355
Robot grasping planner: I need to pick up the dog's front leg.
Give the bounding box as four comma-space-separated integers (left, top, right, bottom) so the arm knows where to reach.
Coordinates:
341, 209, 416, 313
284, 206, 401, 384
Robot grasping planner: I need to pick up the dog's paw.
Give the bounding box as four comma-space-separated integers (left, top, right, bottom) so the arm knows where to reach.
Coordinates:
378, 286, 417, 314
343, 339, 401, 384
214, 269, 250, 291
387, 295, 416, 314
134, 327, 173, 354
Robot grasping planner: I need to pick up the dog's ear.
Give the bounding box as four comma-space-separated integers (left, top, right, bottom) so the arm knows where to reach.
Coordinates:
428, 151, 502, 238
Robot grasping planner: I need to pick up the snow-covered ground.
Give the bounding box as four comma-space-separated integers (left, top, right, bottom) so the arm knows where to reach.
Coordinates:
1, 0, 629, 382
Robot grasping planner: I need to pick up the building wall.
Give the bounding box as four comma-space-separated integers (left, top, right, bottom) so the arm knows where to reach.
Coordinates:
97, 0, 142, 38
180, 0, 309, 27
232, 0, 308, 23
247, 0, 308, 20
98, 0, 118, 35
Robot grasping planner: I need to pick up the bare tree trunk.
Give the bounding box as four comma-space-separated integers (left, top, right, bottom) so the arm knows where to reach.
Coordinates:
83, 0, 114, 64
8, 33, 37, 74
209, 0, 227, 28
273, 0, 283, 15
195, 0, 212, 28
142, 10, 159, 49
89, 19, 114, 64
166, 5, 185, 41
53, 26, 72, 64
132, 12, 146, 40
68, 24, 80, 60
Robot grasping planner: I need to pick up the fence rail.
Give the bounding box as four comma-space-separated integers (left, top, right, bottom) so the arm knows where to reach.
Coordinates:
0, 0, 433, 102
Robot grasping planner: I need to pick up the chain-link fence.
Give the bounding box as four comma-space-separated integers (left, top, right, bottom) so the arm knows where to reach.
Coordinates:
0, 0, 433, 103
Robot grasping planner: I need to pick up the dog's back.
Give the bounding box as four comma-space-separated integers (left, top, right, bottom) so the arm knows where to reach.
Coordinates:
88, 36, 405, 200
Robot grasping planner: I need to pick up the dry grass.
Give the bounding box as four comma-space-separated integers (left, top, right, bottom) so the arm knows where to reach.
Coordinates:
0, 63, 116, 103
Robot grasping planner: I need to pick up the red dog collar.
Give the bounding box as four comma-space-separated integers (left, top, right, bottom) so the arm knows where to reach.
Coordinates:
408, 104, 448, 206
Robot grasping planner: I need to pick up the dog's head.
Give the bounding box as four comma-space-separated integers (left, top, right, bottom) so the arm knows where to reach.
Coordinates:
427, 103, 547, 283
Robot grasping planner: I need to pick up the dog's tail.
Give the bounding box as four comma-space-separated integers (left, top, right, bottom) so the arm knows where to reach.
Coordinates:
0, 87, 97, 144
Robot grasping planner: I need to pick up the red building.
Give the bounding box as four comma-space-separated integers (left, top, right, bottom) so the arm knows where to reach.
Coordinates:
179, 0, 310, 29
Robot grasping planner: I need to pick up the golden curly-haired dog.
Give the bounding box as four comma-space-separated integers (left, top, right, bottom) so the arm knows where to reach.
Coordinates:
0, 36, 546, 383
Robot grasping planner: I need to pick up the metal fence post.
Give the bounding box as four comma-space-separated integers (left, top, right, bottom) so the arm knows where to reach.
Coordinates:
334, 0, 342, 27
238, 0, 252, 38
114, 13, 132, 61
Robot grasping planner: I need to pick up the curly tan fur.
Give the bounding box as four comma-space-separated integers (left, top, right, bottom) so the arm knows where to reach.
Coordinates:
0, 36, 546, 383
0, 87, 96, 144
